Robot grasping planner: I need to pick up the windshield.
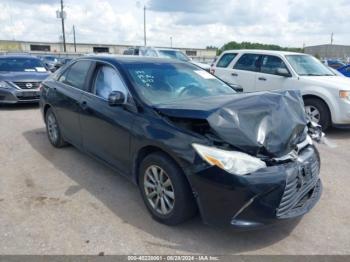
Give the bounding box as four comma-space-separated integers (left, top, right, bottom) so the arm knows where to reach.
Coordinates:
157, 50, 190, 62
286, 55, 335, 76
0, 58, 48, 72
125, 62, 235, 105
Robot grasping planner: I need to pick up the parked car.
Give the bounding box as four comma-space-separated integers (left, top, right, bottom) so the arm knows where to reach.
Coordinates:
40, 56, 322, 229
0, 55, 50, 104
337, 64, 350, 77
125, 46, 210, 71
328, 66, 346, 77
322, 59, 346, 69
211, 50, 350, 129
123, 47, 142, 56
39, 55, 60, 72
53, 57, 73, 71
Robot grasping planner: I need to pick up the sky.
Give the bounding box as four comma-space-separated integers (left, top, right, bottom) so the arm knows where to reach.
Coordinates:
1, 0, 349, 49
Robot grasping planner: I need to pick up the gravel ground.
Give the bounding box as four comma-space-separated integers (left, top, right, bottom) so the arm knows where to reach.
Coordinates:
0, 104, 349, 255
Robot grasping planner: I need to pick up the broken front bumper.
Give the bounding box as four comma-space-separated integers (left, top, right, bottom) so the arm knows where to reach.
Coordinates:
188, 145, 321, 229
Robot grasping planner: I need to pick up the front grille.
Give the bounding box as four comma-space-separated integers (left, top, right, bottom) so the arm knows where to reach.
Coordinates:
17, 95, 40, 100
14, 81, 41, 90
276, 151, 320, 217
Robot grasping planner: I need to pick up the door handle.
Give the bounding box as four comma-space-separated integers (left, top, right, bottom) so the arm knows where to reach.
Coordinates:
231, 72, 238, 77
258, 77, 267, 81
80, 100, 88, 110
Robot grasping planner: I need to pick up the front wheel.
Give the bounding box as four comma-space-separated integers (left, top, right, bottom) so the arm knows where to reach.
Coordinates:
304, 98, 331, 130
138, 153, 197, 225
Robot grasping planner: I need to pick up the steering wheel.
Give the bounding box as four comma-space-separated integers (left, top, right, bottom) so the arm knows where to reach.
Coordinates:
177, 83, 200, 97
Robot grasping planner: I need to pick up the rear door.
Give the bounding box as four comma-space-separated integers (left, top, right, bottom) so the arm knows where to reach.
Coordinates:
52, 60, 94, 146
231, 53, 261, 92
79, 62, 136, 173
255, 55, 292, 91
212, 52, 238, 83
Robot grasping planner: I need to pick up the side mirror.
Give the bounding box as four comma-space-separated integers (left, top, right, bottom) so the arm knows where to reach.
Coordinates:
229, 83, 243, 92
276, 68, 291, 77
108, 91, 125, 106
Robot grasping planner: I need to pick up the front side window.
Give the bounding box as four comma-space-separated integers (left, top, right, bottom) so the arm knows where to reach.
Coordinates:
216, 53, 237, 68
286, 55, 334, 76
260, 55, 289, 75
59, 60, 92, 90
94, 65, 127, 100
0, 58, 47, 72
233, 54, 260, 72
125, 62, 235, 105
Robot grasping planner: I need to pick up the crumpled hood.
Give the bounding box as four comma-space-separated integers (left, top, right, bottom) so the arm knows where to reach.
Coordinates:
155, 90, 308, 158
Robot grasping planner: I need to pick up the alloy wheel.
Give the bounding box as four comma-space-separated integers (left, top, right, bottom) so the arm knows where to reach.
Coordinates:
305, 105, 321, 123
144, 165, 175, 215
47, 113, 59, 143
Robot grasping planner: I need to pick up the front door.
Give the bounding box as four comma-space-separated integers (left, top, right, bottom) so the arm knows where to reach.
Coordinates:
255, 55, 291, 91
80, 63, 136, 173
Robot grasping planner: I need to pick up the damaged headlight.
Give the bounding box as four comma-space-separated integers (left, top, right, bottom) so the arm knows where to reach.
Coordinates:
192, 143, 267, 176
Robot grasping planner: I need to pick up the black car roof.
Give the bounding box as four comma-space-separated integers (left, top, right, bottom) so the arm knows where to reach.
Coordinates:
80, 55, 186, 67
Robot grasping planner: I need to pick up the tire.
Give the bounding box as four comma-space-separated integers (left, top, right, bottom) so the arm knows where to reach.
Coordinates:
304, 98, 331, 130
45, 108, 67, 148
138, 152, 197, 225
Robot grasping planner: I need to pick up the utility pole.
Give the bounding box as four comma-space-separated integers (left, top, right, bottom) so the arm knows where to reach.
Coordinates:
331, 32, 334, 45
143, 6, 147, 46
60, 0, 66, 52
73, 25, 76, 52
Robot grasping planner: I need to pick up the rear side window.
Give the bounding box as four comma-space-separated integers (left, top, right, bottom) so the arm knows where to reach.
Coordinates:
260, 55, 289, 75
216, 53, 237, 68
59, 60, 91, 90
233, 54, 260, 72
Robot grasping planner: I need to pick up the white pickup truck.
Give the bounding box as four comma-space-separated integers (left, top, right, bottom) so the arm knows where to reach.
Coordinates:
211, 49, 350, 129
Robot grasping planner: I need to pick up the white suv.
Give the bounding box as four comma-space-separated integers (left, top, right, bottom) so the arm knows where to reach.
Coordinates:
211, 49, 350, 129
138, 47, 211, 71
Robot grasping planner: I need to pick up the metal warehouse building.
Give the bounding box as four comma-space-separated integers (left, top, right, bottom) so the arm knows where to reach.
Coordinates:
0, 40, 216, 62
304, 44, 350, 61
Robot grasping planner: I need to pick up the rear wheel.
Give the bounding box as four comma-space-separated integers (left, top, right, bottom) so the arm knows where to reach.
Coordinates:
138, 152, 197, 225
45, 108, 67, 148
304, 98, 331, 130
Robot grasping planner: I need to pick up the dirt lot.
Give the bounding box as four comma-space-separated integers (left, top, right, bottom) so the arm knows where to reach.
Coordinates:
0, 104, 350, 255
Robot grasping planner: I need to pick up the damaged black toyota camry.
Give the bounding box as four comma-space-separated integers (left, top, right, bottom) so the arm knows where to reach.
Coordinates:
40, 56, 322, 229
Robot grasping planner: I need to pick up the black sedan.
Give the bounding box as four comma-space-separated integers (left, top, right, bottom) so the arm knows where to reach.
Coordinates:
40, 56, 322, 229
0, 55, 50, 104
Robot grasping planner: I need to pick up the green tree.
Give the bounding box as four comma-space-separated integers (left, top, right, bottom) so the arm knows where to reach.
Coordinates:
217, 41, 303, 55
